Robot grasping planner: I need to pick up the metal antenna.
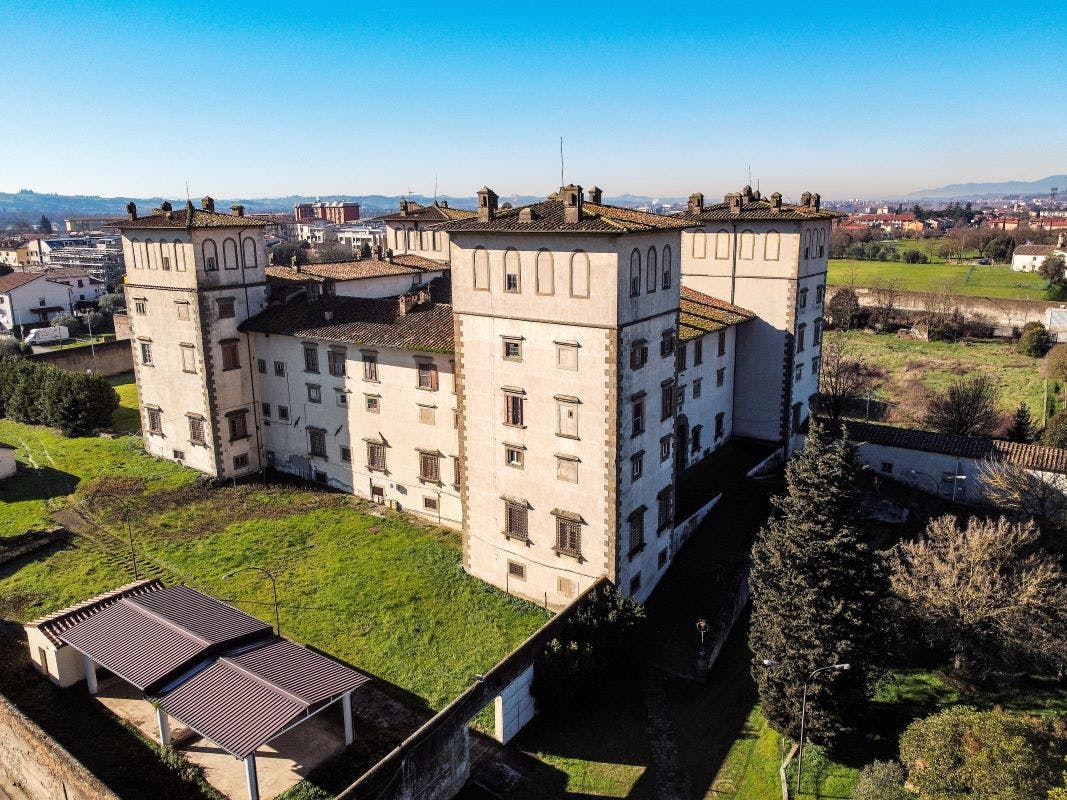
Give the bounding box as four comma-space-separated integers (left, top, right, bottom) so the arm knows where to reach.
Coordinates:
185, 181, 190, 202
434, 174, 438, 204
747, 164, 752, 186
560, 137, 565, 187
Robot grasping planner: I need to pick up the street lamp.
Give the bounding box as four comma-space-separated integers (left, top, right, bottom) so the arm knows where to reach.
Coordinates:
221, 545, 315, 636
81, 492, 138, 578
796, 663, 850, 797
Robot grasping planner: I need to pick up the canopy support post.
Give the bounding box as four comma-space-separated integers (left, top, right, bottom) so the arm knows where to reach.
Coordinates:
156, 706, 170, 746
83, 655, 98, 695
343, 691, 353, 746
244, 753, 259, 800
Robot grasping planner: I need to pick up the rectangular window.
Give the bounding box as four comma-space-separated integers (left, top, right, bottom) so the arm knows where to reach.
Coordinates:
660, 333, 675, 358
367, 442, 387, 471
173, 449, 185, 460
278, 405, 289, 421
274, 361, 286, 377
161, 255, 171, 271
217, 297, 235, 319
423, 496, 439, 511
139, 341, 153, 365
692, 425, 702, 453
503, 338, 522, 361
694, 338, 703, 365
336, 390, 348, 408
505, 393, 524, 426
660, 435, 671, 462
718, 329, 726, 357
304, 344, 319, 373
307, 384, 321, 403
418, 405, 435, 425
628, 508, 645, 557
221, 340, 240, 371
555, 516, 581, 557
630, 340, 649, 370
189, 416, 205, 444
309, 428, 327, 458
792, 402, 802, 432
147, 407, 162, 435
504, 501, 528, 540
677, 385, 686, 410
328, 349, 346, 377
176, 302, 190, 320
677, 343, 687, 371
417, 361, 438, 390
715, 412, 725, 440
795, 364, 803, 383
362, 352, 379, 381
365, 395, 380, 413
180, 344, 195, 373
257, 358, 267, 374
557, 455, 578, 483
716, 367, 725, 387
631, 452, 644, 481
508, 560, 526, 580
233, 454, 248, 470
228, 412, 248, 441
629, 573, 641, 595
798, 288, 808, 309
504, 261, 520, 293
205, 256, 217, 271
632, 398, 645, 437
557, 399, 579, 438
261, 402, 271, 417
134, 299, 147, 315
658, 548, 669, 569
658, 488, 673, 532
505, 446, 524, 468
881, 461, 893, 474
341, 445, 352, 462
419, 452, 440, 482
661, 382, 675, 421
812, 356, 821, 375
796, 324, 806, 353
693, 378, 702, 398
816, 284, 825, 304
453, 456, 461, 487
556, 342, 578, 370
813, 318, 823, 346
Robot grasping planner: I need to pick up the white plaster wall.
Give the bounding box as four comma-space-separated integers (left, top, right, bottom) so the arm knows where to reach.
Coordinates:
0, 448, 14, 480
24, 629, 84, 687
0, 276, 81, 331
331, 270, 446, 300
676, 326, 737, 469
386, 221, 452, 261
854, 442, 981, 503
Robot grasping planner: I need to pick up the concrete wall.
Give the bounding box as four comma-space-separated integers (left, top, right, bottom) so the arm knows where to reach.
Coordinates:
0, 447, 14, 480
853, 441, 982, 503
829, 285, 1059, 330
27, 339, 133, 376
25, 630, 86, 688
0, 692, 120, 800
494, 664, 534, 744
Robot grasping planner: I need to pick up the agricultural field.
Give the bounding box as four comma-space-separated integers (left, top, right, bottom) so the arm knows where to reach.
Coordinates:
828, 260, 1048, 300
826, 329, 1049, 420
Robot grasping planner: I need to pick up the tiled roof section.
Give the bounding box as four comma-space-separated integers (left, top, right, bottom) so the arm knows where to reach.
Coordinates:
673, 199, 841, 222
241, 293, 455, 353
0, 272, 43, 292
115, 207, 269, 230
28, 579, 165, 646
265, 253, 445, 284
1015, 244, 1056, 256
374, 201, 476, 223
678, 286, 756, 341
443, 200, 692, 234
834, 420, 1067, 475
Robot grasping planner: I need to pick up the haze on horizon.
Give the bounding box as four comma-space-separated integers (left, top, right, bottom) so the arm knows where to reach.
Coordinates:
3, 0, 1064, 201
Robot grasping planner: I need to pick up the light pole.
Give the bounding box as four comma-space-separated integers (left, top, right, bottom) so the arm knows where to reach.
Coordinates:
224, 566, 280, 634
795, 663, 850, 798
82, 492, 138, 578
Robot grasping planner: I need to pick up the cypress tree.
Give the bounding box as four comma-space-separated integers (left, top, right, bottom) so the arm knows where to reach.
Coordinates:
1005, 403, 1035, 443
749, 421, 883, 746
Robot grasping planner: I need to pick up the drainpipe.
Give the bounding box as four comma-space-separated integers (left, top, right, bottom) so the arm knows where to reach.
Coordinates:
236, 227, 265, 475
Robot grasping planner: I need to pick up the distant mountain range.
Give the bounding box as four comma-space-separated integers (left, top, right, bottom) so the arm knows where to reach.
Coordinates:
0, 189, 687, 224
907, 174, 1067, 200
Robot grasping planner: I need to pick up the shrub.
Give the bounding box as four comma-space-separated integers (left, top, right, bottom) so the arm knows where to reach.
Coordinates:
97, 292, 126, 314
0, 357, 118, 435
1019, 323, 1052, 357
48, 312, 82, 336
853, 760, 909, 800
826, 287, 861, 330
902, 249, 928, 264
1045, 413, 1067, 449
0, 338, 30, 357
923, 374, 1000, 436
1047, 345, 1067, 383
532, 583, 645, 713
899, 706, 1065, 799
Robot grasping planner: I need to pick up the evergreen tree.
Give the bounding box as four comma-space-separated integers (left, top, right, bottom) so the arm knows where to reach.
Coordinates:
38, 215, 53, 234
749, 421, 884, 747
1006, 403, 1036, 443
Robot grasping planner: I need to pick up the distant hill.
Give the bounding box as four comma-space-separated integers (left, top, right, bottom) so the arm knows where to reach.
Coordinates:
907, 174, 1067, 200
0, 189, 685, 225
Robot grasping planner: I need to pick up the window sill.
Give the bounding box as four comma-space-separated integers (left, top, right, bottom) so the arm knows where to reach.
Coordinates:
416, 386, 438, 392
367, 465, 389, 474
418, 478, 443, 486
503, 533, 531, 546
657, 524, 671, 536
311, 454, 328, 461
555, 433, 580, 441
229, 435, 250, 443
553, 547, 583, 562
627, 543, 646, 561
503, 423, 527, 430
148, 431, 164, 437
631, 430, 644, 439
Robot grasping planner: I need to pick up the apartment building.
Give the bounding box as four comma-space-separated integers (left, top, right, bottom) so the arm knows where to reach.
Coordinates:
293, 201, 360, 224
0, 268, 103, 333
118, 184, 823, 608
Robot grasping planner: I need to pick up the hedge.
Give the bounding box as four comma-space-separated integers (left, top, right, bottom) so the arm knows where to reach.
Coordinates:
0, 357, 119, 436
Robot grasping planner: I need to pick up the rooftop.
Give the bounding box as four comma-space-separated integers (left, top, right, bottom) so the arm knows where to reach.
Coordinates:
115, 198, 269, 230
28, 578, 165, 646
374, 200, 477, 224
0, 272, 43, 292
678, 287, 756, 341
673, 186, 840, 222
264, 253, 445, 285
1015, 244, 1056, 256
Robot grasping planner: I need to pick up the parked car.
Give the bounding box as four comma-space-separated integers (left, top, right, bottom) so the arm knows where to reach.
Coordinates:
977, 258, 991, 265
24, 325, 70, 345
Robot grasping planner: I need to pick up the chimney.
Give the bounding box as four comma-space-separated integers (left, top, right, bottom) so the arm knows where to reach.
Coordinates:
742, 185, 754, 202
687, 193, 704, 214
726, 192, 742, 215
160, 200, 172, 213
231, 204, 245, 217
400, 199, 409, 216
561, 184, 583, 224
125, 202, 137, 220
440, 200, 449, 209
518, 207, 535, 223
811, 193, 821, 211
800, 191, 812, 208
201, 196, 215, 212
291, 254, 300, 271
397, 293, 417, 317
477, 187, 498, 222
770, 192, 783, 213
588, 186, 603, 204
385, 248, 394, 263
1059, 232, 1065, 249
324, 309, 334, 321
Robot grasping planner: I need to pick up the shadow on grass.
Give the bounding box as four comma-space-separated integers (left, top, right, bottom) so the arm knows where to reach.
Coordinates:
0, 464, 79, 505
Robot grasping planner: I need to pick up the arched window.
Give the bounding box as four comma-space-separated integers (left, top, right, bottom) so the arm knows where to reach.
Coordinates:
646, 247, 657, 293
408, 228, 418, 249
173, 239, 186, 271
739, 231, 755, 260
693, 231, 707, 259
570, 250, 590, 298
629, 249, 641, 297
662, 245, 672, 289
242, 237, 258, 269
159, 240, 172, 270
803, 231, 812, 260
818, 229, 826, 258
765, 231, 781, 261
223, 237, 238, 269
536, 249, 554, 295
431, 230, 439, 251
503, 248, 521, 293
715, 231, 730, 259
144, 238, 155, 269
473, 247, 490, 290
130, 238, 140, 269
202, 239, 219, 271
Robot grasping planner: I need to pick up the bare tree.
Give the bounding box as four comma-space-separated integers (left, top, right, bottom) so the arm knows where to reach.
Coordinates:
979, 458, 1067, 550
890, 515, 1067, 674
868, 280, 900, 330
923, 374, 1000, 436
941, 228, 980, 263
818, 338, 874, 421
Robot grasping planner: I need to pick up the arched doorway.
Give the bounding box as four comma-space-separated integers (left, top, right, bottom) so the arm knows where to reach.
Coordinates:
675, 414, 689, 474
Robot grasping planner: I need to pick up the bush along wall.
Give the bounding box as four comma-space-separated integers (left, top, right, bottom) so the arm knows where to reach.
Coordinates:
0, 357, 118, 436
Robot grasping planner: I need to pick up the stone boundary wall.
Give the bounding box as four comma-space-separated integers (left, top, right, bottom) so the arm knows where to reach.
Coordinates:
828, 285, 1061, 330
0, 692, 120, 800
27, 339, 133, 376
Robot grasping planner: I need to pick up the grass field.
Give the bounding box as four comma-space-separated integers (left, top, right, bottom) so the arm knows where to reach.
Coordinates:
828, 260, 1048, 300
827, 329, 1048, 420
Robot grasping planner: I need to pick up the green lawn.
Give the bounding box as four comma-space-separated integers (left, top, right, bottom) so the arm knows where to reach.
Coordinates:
828, 260, 1048, 300
827, 329, 1049, 419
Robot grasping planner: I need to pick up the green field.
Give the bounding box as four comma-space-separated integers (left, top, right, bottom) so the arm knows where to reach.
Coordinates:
828, 260, 1048, 300
827, 329, 1049, 420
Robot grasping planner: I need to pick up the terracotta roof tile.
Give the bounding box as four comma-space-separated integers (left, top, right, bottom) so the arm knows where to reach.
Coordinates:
678, 286, 756, 341
443, 199, 691, 235
265, 254, 445, 284
0, 272, 43, 292
1015, 244, 1056, 256
115, 207, 269, 230
673, 199, 841, 222
374, 201, 477, 223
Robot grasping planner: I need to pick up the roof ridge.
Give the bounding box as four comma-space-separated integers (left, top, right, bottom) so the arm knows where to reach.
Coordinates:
219, 639, 310, 706
124, 591, 212, 647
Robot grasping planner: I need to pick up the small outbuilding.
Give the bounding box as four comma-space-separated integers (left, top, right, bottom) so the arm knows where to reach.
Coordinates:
0, 442, 15, 481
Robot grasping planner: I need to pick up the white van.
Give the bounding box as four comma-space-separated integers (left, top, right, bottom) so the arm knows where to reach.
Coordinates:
24, 325, 70, 345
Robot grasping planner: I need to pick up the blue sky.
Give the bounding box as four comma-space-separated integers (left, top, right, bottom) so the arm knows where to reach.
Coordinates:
1, 0, 1063, 200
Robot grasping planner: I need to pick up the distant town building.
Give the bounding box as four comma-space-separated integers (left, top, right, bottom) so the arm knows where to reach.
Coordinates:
64, 217, 125, 233
293, 201, 360, 224
40, 236, 125, 283
0, 268, 104, 333
1012, 233, 1066, 273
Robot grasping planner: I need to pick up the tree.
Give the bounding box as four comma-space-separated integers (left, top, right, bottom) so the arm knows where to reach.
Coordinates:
923, 374, 1000, 436
749, 422, 883, 746
97, 293, 126, 314
818, 338, 874, 421
853, 761, 909, 800
941, 228, 979, 262
1006, 403, 1036, 443
1046, 344, 1067, 383
1050, 758, 1067, 800
899, 706, 1065, 799
48, 312, 82, 336
1045, 413, 1067, 448
313, 243, 354, 263
268, 242, 309, 267
1040, 254, 1066, 286
978, 458, 1067, 552
868, 280, 900, 330
1019, 322, 1052, 357
826, 287, 861, 330
890, 516, 1067, 674
0, 338, 29, 358
38, 215, 53, 234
